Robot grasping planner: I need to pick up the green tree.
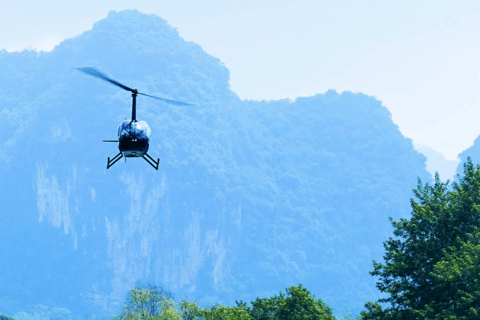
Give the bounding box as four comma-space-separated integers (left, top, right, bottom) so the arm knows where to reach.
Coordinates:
180, 301, 251, 320
425, 230, 480, 319
0, 314, 14, 320
179, 284, 334, 319
117, 284, 180, 320
361, 159, 480, 319
248, 296, 277, 320
248, 284, 335, 320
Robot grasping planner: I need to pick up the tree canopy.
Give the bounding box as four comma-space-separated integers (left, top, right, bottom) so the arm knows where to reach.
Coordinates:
116, 283, 336, 320
0, 314, 14, 320
116, 284, 178, 320
361, 158, 480, 319
247, 284, 335, 320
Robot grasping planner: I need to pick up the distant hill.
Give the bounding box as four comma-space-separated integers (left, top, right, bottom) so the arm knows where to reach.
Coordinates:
413, 143, 459, 181
456, 136, 480, 176
0, 10, 431, 317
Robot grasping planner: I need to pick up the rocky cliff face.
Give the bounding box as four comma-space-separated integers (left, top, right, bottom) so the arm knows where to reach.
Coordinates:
0, 10, 430, 316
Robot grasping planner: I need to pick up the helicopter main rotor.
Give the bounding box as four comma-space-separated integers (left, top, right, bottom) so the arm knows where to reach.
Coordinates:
77, 67, 191, 121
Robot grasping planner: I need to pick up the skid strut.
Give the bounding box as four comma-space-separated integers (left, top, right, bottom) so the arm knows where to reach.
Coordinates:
107, 152, 123, 169
143, 153, 160, 170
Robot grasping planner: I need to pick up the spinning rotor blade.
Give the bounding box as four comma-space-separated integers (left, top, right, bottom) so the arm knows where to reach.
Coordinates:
138, 92, 192, 106
77, 67, 135, 93
77, 67, 193, 106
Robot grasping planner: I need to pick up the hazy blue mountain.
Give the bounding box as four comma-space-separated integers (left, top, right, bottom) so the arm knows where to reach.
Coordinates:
0, 10, 431, 317
414, 143, 459, 181
457, 136, 480, 176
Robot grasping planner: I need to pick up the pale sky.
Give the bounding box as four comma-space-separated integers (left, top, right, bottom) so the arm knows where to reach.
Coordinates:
1, 0, 479, 160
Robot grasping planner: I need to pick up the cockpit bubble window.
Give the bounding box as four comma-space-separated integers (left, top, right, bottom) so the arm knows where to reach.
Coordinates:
118, 120, 151, 139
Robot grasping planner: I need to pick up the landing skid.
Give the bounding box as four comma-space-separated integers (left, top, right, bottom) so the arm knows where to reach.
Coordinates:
106, 152, 160, 170
107, 152, 123, 169
143, 153, 160, 170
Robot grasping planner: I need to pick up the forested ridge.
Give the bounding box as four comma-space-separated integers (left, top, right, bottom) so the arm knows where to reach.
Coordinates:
0, 9, 436, 318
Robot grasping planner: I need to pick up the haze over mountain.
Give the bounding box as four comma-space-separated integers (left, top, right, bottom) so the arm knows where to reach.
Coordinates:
0, 10, 431, 317
414, 143, 459, 181
457, 136, 480, 176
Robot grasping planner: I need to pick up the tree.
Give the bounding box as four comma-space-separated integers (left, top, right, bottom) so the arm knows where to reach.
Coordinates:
179, 284, 334, 320
0, 314, 14, 320
248, 284, 335, 320
361, 159, 480, 319
425, 230, 480, 319
117, 284, 180, 320
180, 301, 251, 320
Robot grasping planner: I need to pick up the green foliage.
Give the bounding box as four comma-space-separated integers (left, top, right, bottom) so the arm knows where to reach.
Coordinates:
116, 283, 338, 320
179, 284, 336, 319
0, 314, 14, 320
248, 284, 335, 320
116, 283, 253, 320
117, 285, 180, 320
361, 159, 480, 319
180, 301, 251, 320
425, 230, 480, 319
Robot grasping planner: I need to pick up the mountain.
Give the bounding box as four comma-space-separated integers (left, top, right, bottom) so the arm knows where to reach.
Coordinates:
413, 143, 459, 181
457, 136, 480, 176
0, 10, 431, 317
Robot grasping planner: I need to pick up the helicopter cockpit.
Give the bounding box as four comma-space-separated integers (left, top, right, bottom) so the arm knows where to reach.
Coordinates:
118, 120, 152, 157
118, 120, 151, 138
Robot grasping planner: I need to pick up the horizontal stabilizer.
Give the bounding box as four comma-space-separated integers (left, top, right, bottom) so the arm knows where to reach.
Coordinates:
103, 140, 118, 142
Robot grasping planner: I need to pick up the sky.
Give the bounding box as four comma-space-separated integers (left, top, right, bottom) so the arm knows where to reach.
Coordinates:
1, 0, 479, 160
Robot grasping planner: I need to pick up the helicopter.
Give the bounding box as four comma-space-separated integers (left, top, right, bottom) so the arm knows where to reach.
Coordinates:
77, 67, 191, 170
